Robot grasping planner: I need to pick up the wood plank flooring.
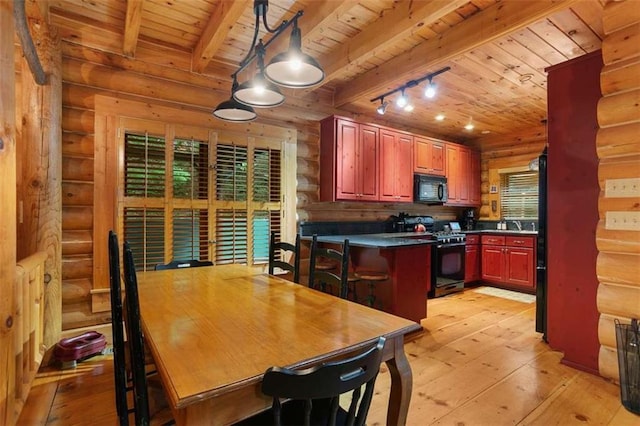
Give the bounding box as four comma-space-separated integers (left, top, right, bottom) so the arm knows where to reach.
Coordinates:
18, 287, 638, 425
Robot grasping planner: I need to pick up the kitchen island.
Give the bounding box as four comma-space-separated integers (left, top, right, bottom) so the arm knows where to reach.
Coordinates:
307, 233, 436, 323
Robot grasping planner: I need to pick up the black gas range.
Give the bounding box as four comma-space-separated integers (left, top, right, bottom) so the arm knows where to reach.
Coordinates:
391, 214, 466, 298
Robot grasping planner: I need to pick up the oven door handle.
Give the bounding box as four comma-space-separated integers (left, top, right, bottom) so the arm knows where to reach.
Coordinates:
437, 242, 466, 248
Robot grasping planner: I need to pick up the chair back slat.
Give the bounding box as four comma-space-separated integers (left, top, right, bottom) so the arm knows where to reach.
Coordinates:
123, 241, 151, 426
108, 231, 130, 426
261, 336, 385, 426
268, 232, 301, 283
308, 234, 350, 299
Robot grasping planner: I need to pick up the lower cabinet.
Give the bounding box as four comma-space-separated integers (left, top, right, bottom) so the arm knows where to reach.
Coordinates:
480, 234, 536, 290
464, 234, 481, 283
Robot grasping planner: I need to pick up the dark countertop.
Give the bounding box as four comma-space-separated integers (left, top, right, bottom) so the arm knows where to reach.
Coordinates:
302, 232, 437, 248
463, 230, 538, 236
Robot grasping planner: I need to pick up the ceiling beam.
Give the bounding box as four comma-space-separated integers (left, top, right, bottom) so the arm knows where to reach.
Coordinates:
192, 0, 250, 73
334, 0, 579, 107
262, 0, 359, 66
123, 0, 144, 57
319, 0, 469, 84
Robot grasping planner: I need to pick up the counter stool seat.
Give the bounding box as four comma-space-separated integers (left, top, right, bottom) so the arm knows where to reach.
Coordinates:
354, 271, 388, 308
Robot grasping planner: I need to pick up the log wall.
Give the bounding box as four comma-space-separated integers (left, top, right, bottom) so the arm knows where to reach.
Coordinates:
1, 3, 17, 423
596, 0, 640, 381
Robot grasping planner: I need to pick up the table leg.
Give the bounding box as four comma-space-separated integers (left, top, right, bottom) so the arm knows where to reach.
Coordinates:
385, 334, 413, 425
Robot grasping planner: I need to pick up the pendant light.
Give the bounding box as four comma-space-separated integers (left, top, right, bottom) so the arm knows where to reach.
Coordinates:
213, 78, 257, 122
233, 42, 285, 108
213, 1, 324, 122
265, 21, 325, 88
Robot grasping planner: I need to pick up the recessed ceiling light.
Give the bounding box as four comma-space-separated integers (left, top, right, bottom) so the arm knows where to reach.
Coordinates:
464, 123, 474, 131
481, 130, 490, 134
519, 73, 534, 83
435, 114, 445, 121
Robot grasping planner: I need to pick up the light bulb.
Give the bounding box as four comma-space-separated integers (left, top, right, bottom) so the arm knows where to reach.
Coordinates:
424, 82, 436, 98
404, 104, 414, 112
396, 94, 407, 108
435, 114, 445, 121
465, 122, 474, 131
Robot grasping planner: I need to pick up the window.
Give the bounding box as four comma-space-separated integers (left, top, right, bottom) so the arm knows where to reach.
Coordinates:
500, 171, 539, 220
120, 122, 289, 271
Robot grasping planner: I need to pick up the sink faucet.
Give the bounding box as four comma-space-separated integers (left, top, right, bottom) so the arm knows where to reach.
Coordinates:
532, 222, 536, 232
512, 220, 522, 231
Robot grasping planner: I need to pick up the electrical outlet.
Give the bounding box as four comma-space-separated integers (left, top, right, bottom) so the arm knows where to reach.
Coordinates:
605, 178, 640, 198
605, 212, 640, 231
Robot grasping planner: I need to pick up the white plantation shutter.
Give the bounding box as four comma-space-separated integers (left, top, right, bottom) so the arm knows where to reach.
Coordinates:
501, 172, 539, 220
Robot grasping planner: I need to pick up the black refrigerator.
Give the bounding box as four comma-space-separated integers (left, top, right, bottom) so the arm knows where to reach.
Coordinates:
535, 147, 547, 341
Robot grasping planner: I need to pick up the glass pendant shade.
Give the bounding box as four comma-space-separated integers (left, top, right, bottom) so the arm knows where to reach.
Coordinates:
233, 73, 285, 108
424, 81, 437, 98
265, 27, 324, 88
213, 97, 257, 122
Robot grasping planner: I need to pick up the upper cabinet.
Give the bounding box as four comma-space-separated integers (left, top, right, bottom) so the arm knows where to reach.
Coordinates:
319, 115, 480, 206
320, 117, 379, 201
414, 137, 445, 176
379, 130, 413, 202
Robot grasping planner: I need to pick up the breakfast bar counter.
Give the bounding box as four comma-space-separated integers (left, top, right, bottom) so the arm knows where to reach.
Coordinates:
306, 233, 434, 323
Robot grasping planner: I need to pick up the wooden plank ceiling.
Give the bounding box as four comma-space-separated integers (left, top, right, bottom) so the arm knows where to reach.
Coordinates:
46, 0, 605, 143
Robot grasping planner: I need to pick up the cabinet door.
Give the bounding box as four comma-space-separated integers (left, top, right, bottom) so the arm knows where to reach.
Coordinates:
359, 125, 379, 201
470, 150, 481, 205
505, 247, 535, 288
379, 130, 397, 201
431, 141, 445, 175
445, 144, 459, 203
465, 244, 480, 283
481, 245, 504, 282
396, 134, 414, 201
458, 147, 470, 204
335, 119, 359, 200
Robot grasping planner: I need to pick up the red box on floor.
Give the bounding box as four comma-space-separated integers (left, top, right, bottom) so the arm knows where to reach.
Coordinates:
54, 331, 106, 363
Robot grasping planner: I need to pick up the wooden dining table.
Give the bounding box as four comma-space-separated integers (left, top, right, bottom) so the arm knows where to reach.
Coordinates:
136, 264, 422, 425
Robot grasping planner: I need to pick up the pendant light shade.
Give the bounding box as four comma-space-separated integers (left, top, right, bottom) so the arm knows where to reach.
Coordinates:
213, 97, 257, 122
265, 26, 324, 88
233, 73, 285, 108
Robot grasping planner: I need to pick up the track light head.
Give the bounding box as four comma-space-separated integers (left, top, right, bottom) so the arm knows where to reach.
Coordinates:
376, 99, 388, 115
424, 79, 437, 98
396, 91, 408, 108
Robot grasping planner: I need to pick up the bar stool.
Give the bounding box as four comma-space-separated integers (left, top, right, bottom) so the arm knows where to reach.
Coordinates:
354, 270, 389, 308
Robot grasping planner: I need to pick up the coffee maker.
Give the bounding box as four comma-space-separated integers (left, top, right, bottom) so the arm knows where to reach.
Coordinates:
462, 208, 476, 230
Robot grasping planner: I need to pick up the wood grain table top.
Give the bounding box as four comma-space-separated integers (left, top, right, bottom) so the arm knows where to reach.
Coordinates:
136, 264, 421, 413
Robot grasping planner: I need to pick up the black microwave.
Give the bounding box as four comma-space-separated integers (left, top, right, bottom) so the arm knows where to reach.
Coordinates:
414, 174, 448, 204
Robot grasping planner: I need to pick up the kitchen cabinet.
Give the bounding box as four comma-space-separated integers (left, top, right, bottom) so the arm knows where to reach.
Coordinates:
414, 137, 445, 176
445, 144, 480, 207
320, 116, 379, 201
464, 234, 481, 283
481, 234, 536, 290
379, 129, 413, 202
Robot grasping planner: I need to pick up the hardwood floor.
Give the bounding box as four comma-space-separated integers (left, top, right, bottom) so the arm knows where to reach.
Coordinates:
18, 287, 637, 425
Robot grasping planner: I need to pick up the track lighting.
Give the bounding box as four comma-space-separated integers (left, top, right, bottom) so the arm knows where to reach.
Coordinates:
376, 99, 388, 115
213, 0, 324, 122
370, 66, 450, 114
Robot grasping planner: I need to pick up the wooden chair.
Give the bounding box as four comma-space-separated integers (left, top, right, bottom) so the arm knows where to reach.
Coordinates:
108, 231, 130, 425
154, 259, 213, 270
268, 232, 301, 283
123, 241, 174, 426
260, 336, 386, 426
308, 234, 350, 299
